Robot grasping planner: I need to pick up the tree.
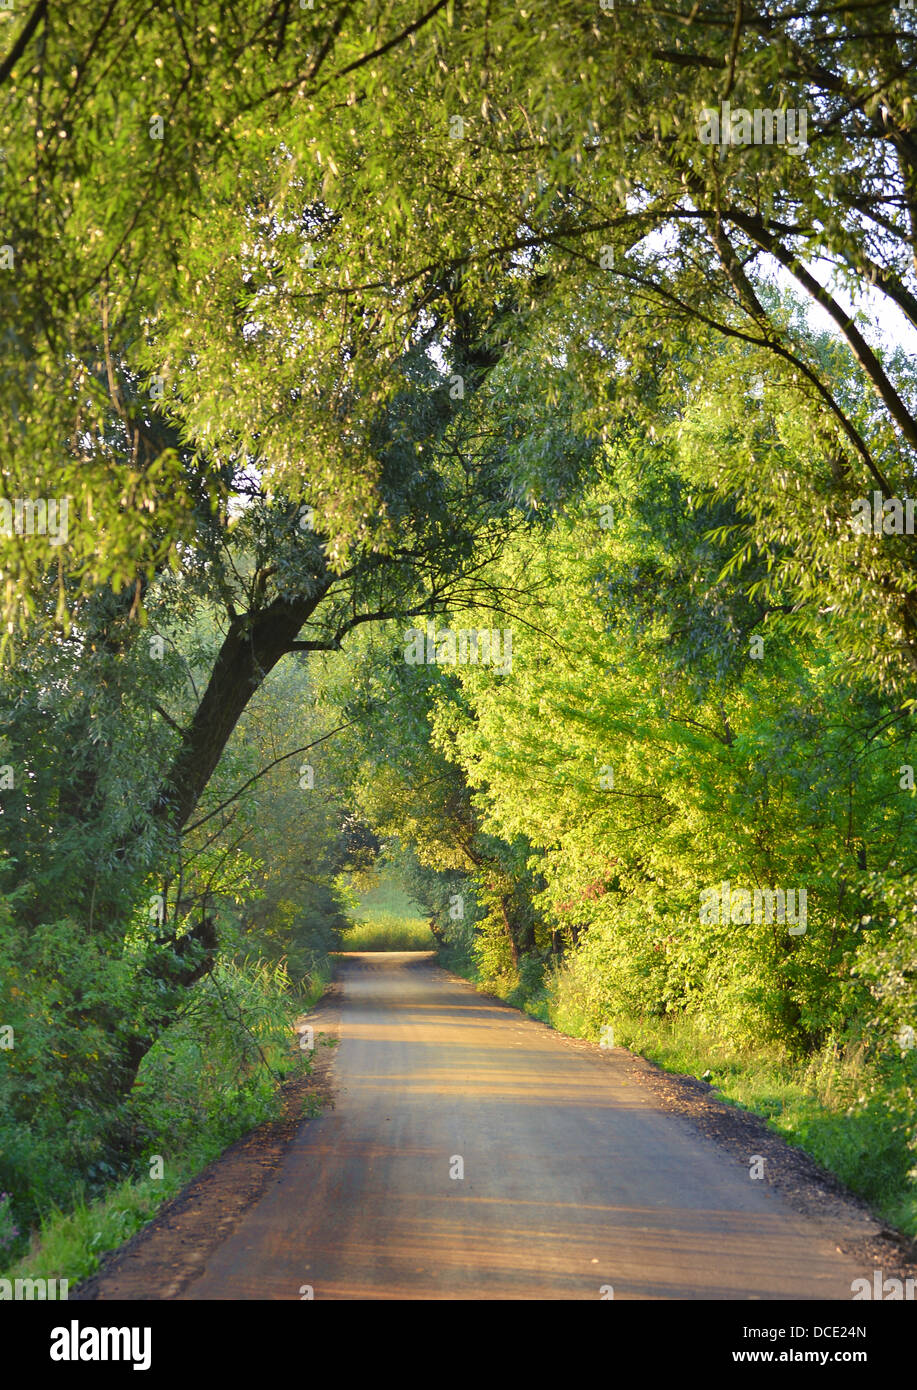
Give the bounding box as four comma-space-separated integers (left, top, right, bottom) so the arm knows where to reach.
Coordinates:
4, 2, 914, 656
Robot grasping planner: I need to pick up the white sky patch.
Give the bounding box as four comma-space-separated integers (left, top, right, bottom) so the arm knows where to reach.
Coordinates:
802, 256, 917, 358
627, 215, 916, 366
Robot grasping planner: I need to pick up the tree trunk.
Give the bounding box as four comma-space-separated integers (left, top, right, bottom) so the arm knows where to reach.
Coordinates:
154, 588, 329, 838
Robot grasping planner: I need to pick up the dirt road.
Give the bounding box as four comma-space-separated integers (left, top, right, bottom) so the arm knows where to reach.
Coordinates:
132, 952, 883, 1300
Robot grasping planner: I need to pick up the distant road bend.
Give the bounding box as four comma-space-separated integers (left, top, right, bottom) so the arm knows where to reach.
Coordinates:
160, 953, 871, 1300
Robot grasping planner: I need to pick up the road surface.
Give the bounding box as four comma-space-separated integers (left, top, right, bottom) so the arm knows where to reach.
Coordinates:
175, 953, 869, 1300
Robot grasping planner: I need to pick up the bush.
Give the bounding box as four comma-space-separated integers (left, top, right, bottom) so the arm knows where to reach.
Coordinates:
0, 945, 311, 1265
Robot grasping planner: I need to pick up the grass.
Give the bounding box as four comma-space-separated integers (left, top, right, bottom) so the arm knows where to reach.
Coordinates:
344, 866, 427, 920
337, 864, 435, 950
0, 1103, 279, 1292
299, 959, 334, 1008
607, 1015, 917, 1237
1, 1167, 203, 1291
339, 910, 436, 951
0, 1041, 335, 1292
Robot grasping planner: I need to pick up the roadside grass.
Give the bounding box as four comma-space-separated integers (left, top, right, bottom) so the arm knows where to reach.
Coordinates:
296, 961, 333, 1011
604, 1015, 917, 1236
339, 910, 436, 951
2, 1154, 218, 1291
441, 947, 917, 1238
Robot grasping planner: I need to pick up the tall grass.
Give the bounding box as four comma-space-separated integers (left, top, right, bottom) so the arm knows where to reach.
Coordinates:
337, 864, 435, 950
339, 911, 435, 951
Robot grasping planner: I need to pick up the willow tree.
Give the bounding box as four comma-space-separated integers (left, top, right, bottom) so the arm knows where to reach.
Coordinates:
2, 2, 914, 656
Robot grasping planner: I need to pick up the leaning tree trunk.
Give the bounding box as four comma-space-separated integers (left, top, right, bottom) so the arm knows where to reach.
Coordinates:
154, 588, 330, 838
82, 588, 332, 1129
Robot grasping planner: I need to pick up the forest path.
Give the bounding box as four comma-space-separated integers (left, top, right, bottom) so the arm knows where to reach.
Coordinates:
162, 952, 871, 1300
